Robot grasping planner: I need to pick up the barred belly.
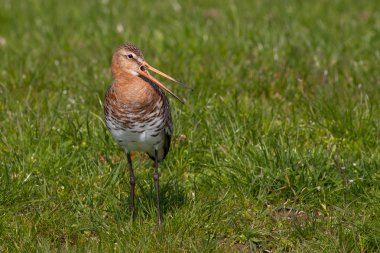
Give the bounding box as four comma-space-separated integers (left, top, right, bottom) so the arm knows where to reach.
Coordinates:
105, 110, 169, 160
104, 82, 172, 161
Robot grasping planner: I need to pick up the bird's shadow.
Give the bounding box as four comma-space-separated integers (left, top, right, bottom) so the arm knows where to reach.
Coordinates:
105, 159, 187, 222
126, 175, 186, 219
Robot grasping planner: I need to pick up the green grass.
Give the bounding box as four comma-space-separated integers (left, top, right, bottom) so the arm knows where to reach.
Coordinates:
1, 0, 380, 251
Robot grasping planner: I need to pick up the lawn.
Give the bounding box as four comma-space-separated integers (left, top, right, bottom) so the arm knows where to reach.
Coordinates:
0, 0, 379, 251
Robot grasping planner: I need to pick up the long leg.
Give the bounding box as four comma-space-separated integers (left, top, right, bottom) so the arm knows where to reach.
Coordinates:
154, 149, 162, 225
127, 152, 136, 219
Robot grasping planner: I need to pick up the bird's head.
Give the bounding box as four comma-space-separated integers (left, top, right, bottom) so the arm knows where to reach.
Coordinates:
111, 43, 192, 103
112, 43, 145, 76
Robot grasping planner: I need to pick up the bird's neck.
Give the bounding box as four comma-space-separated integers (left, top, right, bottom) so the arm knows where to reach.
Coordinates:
112, 74, 161, 106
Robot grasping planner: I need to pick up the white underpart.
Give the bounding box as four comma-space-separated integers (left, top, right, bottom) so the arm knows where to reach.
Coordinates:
106, 116, 167, 159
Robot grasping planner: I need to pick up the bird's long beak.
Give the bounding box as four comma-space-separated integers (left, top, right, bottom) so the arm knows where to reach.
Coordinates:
138, 61, 191, 104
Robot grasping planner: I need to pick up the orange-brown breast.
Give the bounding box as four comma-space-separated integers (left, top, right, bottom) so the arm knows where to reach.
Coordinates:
104, 73, 168, 129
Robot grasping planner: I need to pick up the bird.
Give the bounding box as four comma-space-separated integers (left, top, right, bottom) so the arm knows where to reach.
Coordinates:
104, 43, 191, 224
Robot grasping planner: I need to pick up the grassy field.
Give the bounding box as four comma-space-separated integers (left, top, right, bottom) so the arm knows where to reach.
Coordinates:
1, 0, 380, 251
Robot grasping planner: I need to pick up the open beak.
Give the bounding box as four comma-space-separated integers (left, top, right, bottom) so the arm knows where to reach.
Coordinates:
138, 61, 192, 104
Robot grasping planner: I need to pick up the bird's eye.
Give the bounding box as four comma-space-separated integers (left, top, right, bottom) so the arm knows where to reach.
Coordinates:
127, 54, 133, 59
